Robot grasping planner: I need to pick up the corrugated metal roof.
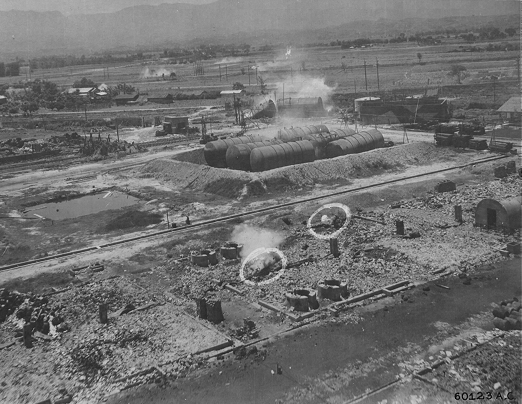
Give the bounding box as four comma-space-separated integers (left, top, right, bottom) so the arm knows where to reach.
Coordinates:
355, 97, 380, 102
497, 97, 521, 113
67, 87, 96, 94
220, 90, 244, 95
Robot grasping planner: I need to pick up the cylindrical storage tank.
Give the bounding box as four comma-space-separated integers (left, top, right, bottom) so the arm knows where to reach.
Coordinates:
203, 134, 267, 168
360, 129, 385, 150
325, 129, 384, 158
277, 125, 330, 143
302, 130, 357, 160
226, 140, 283, 171
330, 128, 356, 138
250, 140, 315, 172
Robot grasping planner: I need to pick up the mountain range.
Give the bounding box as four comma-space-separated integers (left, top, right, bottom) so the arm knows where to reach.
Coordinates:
0, 0, 519, 57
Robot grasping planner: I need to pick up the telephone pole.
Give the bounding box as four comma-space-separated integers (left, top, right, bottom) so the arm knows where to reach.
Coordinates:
376, 58, 380, 91
364, 60, 368, 92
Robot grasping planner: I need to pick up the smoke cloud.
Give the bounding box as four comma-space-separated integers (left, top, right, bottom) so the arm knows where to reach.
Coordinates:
275, 73, 337, 103
230, 224, 285, 259
141, 67, 176, 79
213, 57, 244, 65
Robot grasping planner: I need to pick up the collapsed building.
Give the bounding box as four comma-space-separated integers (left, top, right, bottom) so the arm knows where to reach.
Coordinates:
252, 97, 327, 119
358, 96, 451, 125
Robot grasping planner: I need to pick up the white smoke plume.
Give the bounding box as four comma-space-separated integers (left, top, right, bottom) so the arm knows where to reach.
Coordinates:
213, 57, 244, 65
275, 73, 337, 102
230, 224, 285, 259
141, 67, 176, 79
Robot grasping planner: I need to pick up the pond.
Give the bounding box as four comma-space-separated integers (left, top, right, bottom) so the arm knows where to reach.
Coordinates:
23, 191, 141, 220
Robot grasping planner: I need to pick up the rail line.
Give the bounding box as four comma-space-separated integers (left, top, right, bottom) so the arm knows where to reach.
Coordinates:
0, 154, 509, 272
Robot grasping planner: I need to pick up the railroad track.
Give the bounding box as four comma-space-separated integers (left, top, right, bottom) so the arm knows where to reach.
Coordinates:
0, 154, 509, 272
0, 155, 83, 174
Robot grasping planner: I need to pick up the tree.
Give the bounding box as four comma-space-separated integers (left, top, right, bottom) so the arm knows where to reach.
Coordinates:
417, 53, 423, 64
449, 64, 467, 84
72, 77, 96, 88
232, 82, 245, 90
505, 28, 517, 37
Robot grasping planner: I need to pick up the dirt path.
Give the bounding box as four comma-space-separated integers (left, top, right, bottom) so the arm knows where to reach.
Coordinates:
0, 147, 196, 194
106, 258, 521, 404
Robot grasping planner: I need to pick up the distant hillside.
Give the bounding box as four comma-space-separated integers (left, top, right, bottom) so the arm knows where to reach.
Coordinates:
0, 0, 519, 56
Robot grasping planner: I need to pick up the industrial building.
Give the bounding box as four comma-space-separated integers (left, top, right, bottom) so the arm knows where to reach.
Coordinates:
114, 93, 140, 106
276, 97, 327, 118
497, 97, 521, 124
163, 116, 189, 134
358, 96, 451, 125
475, 196, 522, 230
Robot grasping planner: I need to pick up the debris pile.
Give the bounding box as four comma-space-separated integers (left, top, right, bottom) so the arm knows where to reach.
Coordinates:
0, 288, 69, 338
492, 298, 521, 331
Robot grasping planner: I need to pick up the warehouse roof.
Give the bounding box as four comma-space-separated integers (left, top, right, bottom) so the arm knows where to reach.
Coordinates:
497, 97, 521, 113
220, 90, 244, 95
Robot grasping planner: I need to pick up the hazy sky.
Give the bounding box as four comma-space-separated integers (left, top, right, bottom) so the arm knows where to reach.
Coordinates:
0, 0, 216, 15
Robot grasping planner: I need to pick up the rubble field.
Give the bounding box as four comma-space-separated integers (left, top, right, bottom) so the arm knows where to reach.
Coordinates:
0, 276, 228, 403
0, 147, 520, 404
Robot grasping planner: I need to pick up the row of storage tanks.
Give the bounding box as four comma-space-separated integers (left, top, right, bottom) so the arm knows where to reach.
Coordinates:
203, 125, 385, 172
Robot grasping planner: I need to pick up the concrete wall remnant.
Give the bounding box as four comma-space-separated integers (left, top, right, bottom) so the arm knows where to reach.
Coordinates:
206, 299, 224, 324
285, 289, 319, 312
495, 161, 517, 178
475, 196, 522, 230
220, 242, 243, 260
317, 279, 348, 301
435, 180, 456, 193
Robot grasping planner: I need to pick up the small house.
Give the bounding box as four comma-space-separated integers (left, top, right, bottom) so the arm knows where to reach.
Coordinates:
114, 93, 140, 106
497, 97, 521, 124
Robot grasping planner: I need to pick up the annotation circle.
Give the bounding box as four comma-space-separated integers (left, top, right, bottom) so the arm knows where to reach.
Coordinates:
307, 203, 352, 240
240, 247, 287, 287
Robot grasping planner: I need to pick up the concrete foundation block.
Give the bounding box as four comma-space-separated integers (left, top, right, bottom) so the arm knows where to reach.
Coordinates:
494, 165, 508, 178
286, 289, 319, 312
220, 247, 238, 260
196, 298, 207, 320
506, 317, 522, 330
99, 304, 108, 324
317, 279, 349, 301
505, 161, 516, 174
506, 242, 521, 255
206, 299, 224, 324
435, 180, 456, 193
492, 305, 508, 319
191, 254, 209, 267
493, 317, 509, 331
201, 249, 218, 265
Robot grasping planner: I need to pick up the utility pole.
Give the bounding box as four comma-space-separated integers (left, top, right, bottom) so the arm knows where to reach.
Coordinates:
517, 57, 520, 89
225, 65, 228, 81
493, 79, 496, 103
219, 64, 221, 81
376, 58, 380, 91
248, 65, 251, 86
364, 60, 368, 92
354, 79, 357, 97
